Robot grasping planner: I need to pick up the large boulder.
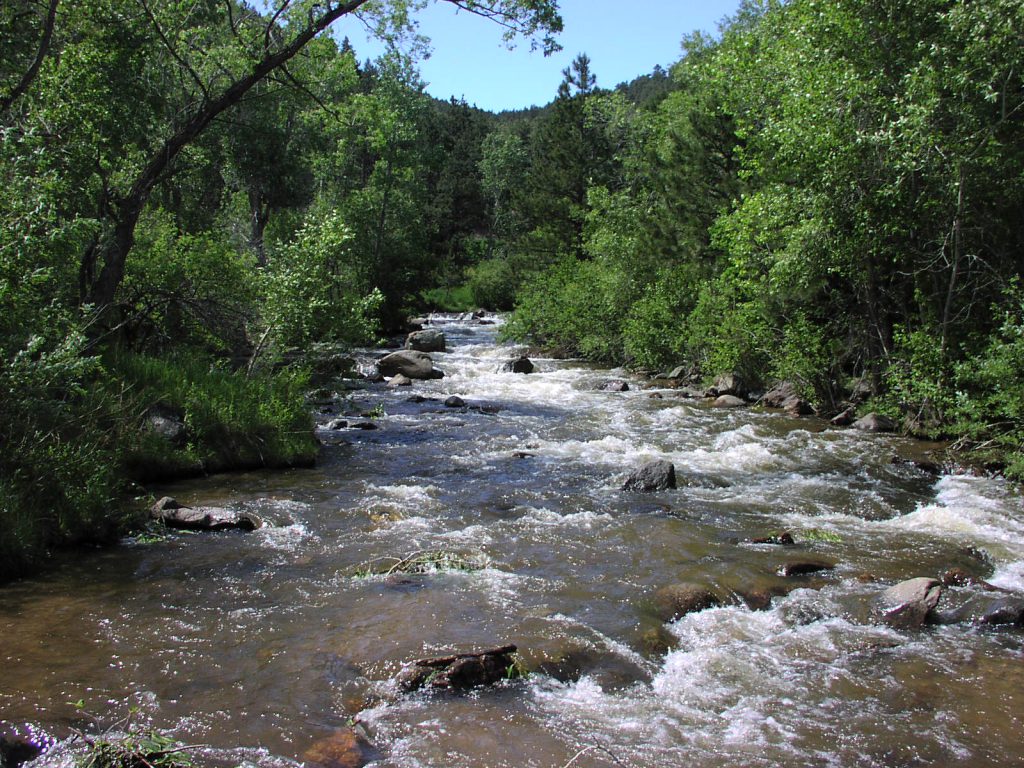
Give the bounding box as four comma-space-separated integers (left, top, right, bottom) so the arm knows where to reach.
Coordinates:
501, 355, 535, 374
853, 413, 897, 433
830, 408, 856, 426
377, 350, 444, 380
405, 328, 446, 353
652, 583, 722, 622
761, 381, 799, 408
713, 395, 746, 408
622, 460, 676, 492
708, 372, 749, 400
782, 396, 814, 416
150, 496, 263, 532
395, 645, 519, 692
880, 577, 942, 629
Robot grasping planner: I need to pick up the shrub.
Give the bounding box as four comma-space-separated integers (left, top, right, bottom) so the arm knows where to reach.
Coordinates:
467, 258, 517, 310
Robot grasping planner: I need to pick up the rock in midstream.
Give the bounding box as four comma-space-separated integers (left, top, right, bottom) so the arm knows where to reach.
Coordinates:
395, 645, 519, 692
622, 460, 676, 492
501, 355, 535, 374
150, 497, 263, 532
880, 577, 943, 629
405, 328, 446, 353
377, 350, 444, 380
303, 728, 381, 768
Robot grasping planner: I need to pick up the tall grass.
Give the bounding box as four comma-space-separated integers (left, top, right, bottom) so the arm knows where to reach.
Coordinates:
112, 352, 318, 481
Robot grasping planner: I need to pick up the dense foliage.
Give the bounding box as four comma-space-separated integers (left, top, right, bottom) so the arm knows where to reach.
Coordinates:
500, 0, 1024, 477
0, 0, 560, 578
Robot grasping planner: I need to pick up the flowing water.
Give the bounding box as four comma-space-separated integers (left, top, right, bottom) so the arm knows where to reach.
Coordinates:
3, 315, 1024, 767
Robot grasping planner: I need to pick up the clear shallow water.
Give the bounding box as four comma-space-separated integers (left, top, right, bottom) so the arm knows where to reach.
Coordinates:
3, 315, 1024, 767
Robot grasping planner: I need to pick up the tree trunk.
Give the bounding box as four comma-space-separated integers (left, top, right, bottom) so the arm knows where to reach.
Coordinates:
82, 0, 370, 315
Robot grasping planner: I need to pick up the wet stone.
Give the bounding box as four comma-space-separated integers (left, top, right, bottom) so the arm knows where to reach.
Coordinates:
598, 379, 630, 392
852, 412, 897, 432
150, 497, 262, 532
405, 328, 446, 353
501, 355, 535, 374
622, 460, 676, 492
652, 583, 722, 622
387, 373, 413, 387
378, 350, 444, 380
303, 729, 381, 768
880, 577, 942, 629
979, 598, 1024, 627
444, 396, 466, 408
778, 559, 836, 577
0, 736, 43, 768
396, 645, 519, 693
751, 532, 796, 546
713, 394, 746, 408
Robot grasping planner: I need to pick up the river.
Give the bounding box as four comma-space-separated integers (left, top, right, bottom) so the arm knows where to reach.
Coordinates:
2, 314, 1024, 767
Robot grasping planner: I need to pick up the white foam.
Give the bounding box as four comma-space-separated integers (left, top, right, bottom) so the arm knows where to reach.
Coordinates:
883, 474, 1024, 562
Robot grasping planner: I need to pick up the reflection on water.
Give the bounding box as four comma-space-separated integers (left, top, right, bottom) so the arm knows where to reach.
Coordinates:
2, 315, 1023, 767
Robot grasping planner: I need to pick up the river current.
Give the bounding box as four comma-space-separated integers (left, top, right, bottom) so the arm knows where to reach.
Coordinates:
3, 315, 1024, 767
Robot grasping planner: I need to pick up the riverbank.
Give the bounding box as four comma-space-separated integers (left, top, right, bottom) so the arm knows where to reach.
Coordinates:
0, 352, 318, 583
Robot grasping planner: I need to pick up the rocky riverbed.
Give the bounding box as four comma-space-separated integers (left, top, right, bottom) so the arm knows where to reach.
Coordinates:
2, 314, 1023, 767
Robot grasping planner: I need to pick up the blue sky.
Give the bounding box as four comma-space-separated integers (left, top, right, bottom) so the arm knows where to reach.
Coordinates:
337, 1, 743, 112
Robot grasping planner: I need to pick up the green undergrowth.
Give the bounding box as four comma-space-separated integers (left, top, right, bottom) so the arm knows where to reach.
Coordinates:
421, 284, 476, 313
0, 345, 318, 582
112, 352, 318, 481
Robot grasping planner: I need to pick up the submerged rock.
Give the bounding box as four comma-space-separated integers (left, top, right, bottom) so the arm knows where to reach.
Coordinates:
622, 460, 676, 492
0, 736, 43, 768
326, 419, 349, 430
501, 355, 535, 374
652, 583, 722, 621
598, 380, 630, 392
751, 532, 796, 546
778, 559, 836, 577
377, 350, 444, 380
880, 577, 942, 629
303, 728, 380, 768
406, 328, 446, 353
444, 395, 466, 408
150, 497, 263, 532
395, 645, 519, 692
978, 597, 1024, 627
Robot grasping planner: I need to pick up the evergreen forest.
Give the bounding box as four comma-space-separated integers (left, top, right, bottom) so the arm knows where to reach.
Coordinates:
2, 0, 1023, 578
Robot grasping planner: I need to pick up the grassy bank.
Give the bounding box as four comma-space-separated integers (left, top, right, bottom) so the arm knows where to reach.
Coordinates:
0, 351, 317, 582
